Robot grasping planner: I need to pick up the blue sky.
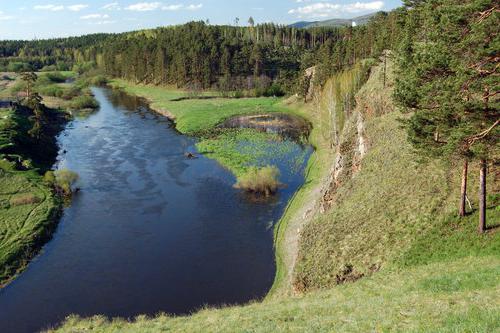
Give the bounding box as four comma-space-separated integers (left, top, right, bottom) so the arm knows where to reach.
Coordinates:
0, 0, 402, 40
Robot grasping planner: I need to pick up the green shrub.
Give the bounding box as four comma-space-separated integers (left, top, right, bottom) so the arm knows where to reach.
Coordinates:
54, 169, 79, 195
43, 171, 56, 185
264, 84, 285, 97
40, 65, 57, 72
90, 75, 108, 86
69, 95, 99, 110
37, 84, 64, 98
44, 72, 67, 83
234, 165, 281, 196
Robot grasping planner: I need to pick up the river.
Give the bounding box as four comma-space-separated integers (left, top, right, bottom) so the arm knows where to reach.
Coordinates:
0, 87, 311, 333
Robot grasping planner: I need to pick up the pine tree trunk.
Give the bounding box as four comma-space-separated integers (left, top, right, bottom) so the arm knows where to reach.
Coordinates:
478, 159, 487, 233
459, 160, 468, 217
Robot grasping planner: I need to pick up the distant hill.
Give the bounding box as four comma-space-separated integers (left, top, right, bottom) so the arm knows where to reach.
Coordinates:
289, 12, 382, 29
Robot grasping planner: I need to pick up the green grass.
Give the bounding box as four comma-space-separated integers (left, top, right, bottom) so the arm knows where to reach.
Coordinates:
0, 166, 59, 286
0, 104, 64, 286
109, 79, 294, 135
51, 256, 500, 332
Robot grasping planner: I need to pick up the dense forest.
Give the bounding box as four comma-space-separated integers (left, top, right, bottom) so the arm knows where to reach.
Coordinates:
0, 12, 400, 93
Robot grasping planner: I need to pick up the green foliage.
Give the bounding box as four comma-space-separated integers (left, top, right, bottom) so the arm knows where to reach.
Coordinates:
43, 170, 56, 185
394, 0, 499, 161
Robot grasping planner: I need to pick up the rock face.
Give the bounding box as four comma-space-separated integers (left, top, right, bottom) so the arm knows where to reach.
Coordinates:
304, 66, 317, 102
321, 54, 394, 212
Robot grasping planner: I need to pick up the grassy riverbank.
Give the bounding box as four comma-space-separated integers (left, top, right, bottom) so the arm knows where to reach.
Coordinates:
0, 71, 90, 286
109, 79, 294, 135
0, 105, 65, 286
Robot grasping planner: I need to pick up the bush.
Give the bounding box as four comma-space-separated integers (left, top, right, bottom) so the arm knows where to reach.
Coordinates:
40, 65, 57, 72
89, 75, 108, 86
7, 62, 32, 72
234, 165, 281, 196
37, 84, 64, 98
263, 84, 285, 97
44, 72, 67, 83
54, 169, 79, 195
43, 171, 56, 185
69, 95, 99, 110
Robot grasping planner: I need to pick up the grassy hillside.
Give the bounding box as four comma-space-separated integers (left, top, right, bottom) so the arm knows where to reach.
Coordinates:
293, 57, 499, 291
53, 58, 499, 331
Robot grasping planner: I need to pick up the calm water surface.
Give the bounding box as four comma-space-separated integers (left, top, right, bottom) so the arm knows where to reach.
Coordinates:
0, 88, 311, 333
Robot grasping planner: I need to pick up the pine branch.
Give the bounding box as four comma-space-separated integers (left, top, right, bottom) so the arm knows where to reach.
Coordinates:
465, 118, 500, 147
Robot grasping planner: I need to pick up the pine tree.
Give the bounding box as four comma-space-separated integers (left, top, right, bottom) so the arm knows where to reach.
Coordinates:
394, 0, 499, 232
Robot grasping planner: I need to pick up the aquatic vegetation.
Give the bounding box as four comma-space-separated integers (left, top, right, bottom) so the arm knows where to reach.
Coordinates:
196, 129, 309, 180
234, 165, 281, 196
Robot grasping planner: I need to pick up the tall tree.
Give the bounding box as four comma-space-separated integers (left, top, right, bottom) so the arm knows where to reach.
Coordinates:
394, 0, 499, 232
20, 71, 37, 98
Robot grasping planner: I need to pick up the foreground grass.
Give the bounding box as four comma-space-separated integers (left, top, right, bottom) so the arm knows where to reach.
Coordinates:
109, 79, 293, 135
52, 256, 500, 332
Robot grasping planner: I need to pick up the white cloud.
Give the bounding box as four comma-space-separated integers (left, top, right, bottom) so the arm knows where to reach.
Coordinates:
89, 20, 116, 25
34, 4, 65, 11
125, 2, 162, 11
102, 2, 121, 10
186, 4, 203, 10
68, 4, 88, 12
80, 13, 110, 19
0, 10, 14, 20
162, 4, 183, 11
288, 1, 384, 18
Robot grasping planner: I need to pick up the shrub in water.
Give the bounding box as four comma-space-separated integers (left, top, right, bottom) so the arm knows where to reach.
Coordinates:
235, 165, 281, 196
54, 169, 79, 195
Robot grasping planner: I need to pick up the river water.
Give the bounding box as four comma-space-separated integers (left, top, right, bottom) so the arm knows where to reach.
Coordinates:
0, 88, 311, 333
